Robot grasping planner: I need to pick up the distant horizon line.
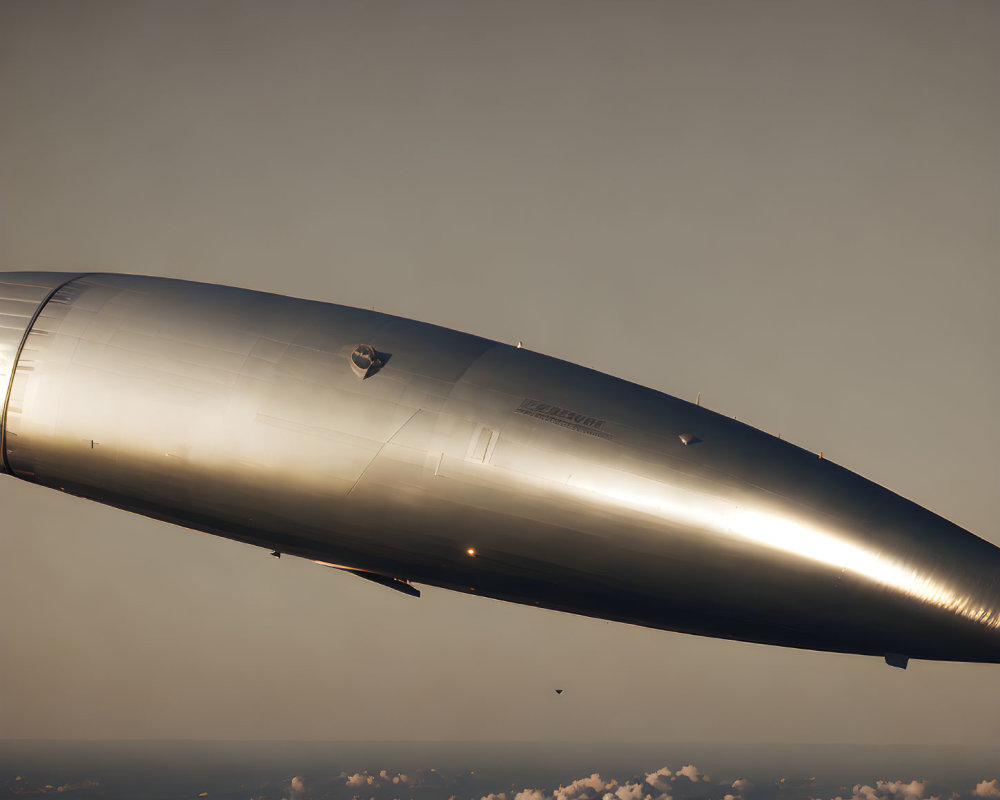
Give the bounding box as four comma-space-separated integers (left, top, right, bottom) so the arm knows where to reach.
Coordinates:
1, 739, 994, 749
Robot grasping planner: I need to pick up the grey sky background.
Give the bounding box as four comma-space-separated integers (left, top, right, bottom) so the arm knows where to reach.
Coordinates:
0, 0, 998, 744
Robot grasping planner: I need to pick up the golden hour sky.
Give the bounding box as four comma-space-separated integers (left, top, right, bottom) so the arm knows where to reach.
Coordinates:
1, 0, 998, 742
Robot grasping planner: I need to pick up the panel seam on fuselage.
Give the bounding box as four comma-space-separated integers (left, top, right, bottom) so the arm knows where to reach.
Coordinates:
345, 407, 422, 497
0, 273, 90, 475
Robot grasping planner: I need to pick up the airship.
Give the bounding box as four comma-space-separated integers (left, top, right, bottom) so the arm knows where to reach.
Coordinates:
2, 271, 998, 668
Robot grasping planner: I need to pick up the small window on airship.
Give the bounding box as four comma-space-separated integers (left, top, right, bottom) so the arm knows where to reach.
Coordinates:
350, 343, 384, 379
465, 424, 498, 463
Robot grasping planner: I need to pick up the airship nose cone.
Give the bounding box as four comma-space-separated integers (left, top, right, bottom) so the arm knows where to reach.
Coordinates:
756, 447, 1000, 664
874, 520, 1000, 663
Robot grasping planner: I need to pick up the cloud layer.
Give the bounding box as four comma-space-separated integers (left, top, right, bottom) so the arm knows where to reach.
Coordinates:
4, 760, 996, 800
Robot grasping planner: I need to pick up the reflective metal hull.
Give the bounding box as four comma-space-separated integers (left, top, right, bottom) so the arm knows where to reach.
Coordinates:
2, 272, 999, 664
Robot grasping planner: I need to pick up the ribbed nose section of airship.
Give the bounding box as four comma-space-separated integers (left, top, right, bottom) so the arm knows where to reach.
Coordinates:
0, 272, 84, 474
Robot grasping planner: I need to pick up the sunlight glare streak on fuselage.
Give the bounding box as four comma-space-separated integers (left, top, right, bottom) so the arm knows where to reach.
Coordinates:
569, 477, 1000, 630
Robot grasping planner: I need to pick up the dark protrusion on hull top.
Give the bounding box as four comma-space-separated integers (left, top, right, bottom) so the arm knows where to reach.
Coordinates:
350, 344, 384, 379
884, 653, 909, 669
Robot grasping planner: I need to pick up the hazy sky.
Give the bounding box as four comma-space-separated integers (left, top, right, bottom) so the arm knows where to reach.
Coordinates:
1, 1, 998, 744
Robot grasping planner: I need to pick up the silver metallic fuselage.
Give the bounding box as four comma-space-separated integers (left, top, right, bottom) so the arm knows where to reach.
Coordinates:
2, 272, 999, 663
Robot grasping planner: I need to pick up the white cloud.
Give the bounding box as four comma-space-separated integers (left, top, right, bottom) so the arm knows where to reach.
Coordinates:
344, 772, 375, 787
974, 782, 1000, 799
732, 779, 752, 792
554, 773, 610, 800
849, 780, 932, 800
645, 768, 673, 792
480, 794, 508, 800
818, 779, 938, 800
676, 766, 706, 783
374, 770, 412, 787
881, 781, 928, 800
514, 791, 550, 800
611, 783, 646, 800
